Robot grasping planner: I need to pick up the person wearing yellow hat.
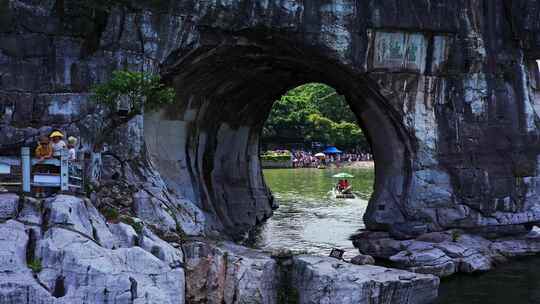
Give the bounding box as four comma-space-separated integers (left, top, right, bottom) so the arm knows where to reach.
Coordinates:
49, 130, 66, 158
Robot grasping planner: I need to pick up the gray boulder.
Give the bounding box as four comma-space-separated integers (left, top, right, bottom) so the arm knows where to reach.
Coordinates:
17, 196, 42, 225
354, 228, 540, 277
37, 228, 185, 304
182, 240, 278, 304
390, 247, 457, 277
0, 193, 19, 220
0, 220, 52, 304
349, 254, 375, 265
140, 227, 184, 269
0, 194, 186, 304
292, 255, 439, 304
109, 222, 138, 248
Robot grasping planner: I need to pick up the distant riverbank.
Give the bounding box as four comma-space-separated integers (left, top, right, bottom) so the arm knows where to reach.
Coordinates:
262, 160, 375, 170
332, 161, 374, 169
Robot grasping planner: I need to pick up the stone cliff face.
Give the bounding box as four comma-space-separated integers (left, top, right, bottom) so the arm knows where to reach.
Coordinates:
3, 0, 540, 242
0, 193, 439, 304
0, 194, 186, 303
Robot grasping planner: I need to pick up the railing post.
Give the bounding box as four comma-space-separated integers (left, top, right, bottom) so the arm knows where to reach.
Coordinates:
60, 149, 69, 191
21, 147, 31, 193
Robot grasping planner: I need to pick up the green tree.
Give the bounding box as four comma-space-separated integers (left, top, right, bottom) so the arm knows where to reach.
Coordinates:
90, 70, 175, 150
262, 83, 368, 151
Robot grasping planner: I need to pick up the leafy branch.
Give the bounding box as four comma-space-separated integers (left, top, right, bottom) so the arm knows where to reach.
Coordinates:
90, 70, 175, 150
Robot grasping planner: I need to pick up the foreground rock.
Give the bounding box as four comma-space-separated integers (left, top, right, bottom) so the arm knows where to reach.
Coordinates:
354, 228, 540, 277
0, 194, 185, 304
183, 240, 279, 304
293, 255, 439, 304
183, 240, 439, 304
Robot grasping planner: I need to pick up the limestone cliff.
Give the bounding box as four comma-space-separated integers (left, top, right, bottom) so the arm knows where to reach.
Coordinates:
3, 0, 540, 276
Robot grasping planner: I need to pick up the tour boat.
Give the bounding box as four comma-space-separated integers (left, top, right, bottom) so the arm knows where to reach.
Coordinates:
329, 187, 356, 199
330, 172, 355, 199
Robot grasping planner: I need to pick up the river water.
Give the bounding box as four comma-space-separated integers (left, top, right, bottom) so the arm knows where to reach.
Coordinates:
253, 167, 540, 304
252, 167, 373, 257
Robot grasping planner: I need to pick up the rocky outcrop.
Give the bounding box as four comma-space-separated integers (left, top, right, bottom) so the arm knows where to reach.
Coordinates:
183, 240, 279, 304
292, 255, 439, 304
3, 3, 540, 302
353, 228, 540, 277
0, 194, 185, 304
182, 240, 439, 304
3, 0, 540, 240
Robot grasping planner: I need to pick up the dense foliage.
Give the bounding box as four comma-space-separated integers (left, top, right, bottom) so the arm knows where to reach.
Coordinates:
261, 150, 292, 162
91, 70, 175, 114
263, 83, 368, 151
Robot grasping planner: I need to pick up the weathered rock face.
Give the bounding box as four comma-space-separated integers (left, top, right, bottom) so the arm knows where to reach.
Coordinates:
292, 255, 439, 304
353, 227, 540, 277
0, 194, 185, 304
182, 240, 439, 304
3, 1, 540, 239
182, 240, 279, 304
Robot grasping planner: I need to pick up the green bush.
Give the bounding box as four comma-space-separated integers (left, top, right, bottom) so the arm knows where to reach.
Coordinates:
102, 207, 119, 222
261, 151, 292, 162
451, 230, 461, 242
28, 259, 42, 273
91, 70, 175, 114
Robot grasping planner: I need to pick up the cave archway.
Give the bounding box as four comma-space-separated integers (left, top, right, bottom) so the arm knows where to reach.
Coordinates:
144, 31, 413, 238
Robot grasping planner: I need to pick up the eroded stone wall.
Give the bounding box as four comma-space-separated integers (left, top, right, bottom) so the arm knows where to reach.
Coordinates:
3, 0, 540, 239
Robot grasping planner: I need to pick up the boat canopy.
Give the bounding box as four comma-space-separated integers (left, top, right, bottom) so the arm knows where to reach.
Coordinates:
332, 172, 354, 178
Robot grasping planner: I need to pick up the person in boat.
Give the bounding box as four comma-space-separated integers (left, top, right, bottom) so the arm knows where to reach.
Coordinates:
337, 179, 351, 194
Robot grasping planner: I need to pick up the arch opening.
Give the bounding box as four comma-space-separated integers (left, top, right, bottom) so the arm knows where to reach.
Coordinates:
253, 82, 375, 253
146, 32, 413, 239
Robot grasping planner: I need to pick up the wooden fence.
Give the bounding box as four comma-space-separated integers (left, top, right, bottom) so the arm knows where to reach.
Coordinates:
0, 147, 84, 193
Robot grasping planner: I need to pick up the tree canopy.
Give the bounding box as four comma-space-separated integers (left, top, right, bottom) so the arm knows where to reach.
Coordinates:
262, 83, 369, 151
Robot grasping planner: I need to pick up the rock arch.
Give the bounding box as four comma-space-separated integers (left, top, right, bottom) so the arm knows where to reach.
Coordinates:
3, 1, 540, 240
145, 31, 413, 237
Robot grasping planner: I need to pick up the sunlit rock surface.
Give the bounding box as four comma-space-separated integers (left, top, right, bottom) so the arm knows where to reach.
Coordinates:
293, 255, 439, 304
0, 194, 185, 304
182, 240, 439, 304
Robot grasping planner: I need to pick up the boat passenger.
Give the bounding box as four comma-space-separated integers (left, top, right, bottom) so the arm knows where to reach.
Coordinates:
338, 179, 347, 191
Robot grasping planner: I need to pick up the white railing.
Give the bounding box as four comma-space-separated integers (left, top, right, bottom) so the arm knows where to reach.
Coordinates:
0, 147, 84, 193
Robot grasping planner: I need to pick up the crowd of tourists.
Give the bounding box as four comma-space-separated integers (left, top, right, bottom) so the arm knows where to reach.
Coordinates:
35, 130, 78, 162
291, 150, 372, 168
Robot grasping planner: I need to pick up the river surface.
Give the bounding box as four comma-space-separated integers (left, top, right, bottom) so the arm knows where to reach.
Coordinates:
254, 167, 540, 304
252, 167, 373, 257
